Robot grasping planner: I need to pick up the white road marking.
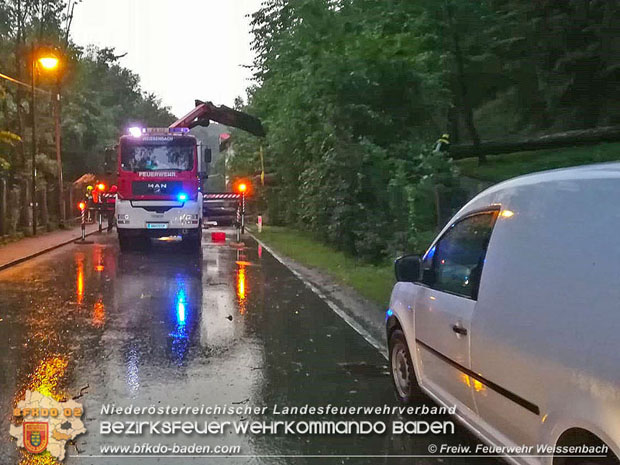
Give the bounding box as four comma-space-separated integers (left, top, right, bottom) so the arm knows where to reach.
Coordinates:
250, 234, 388, 360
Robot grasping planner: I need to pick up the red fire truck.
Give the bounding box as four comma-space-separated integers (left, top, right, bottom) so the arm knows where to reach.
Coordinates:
114, 101, 264, 252
115, 127, 207, 251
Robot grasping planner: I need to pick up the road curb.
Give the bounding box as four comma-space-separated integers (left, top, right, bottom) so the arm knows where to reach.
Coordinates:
0, 228, 100, 272
248, 231, 388, 359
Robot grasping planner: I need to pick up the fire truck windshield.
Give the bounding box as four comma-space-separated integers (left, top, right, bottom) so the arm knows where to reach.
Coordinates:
120, 139, 194, 172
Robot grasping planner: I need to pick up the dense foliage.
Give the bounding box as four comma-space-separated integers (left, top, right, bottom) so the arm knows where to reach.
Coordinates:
0, 0, 174, 233
227, 0, 620, 261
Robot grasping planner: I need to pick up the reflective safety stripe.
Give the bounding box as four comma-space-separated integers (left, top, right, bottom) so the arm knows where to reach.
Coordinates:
205, 193, 241, 200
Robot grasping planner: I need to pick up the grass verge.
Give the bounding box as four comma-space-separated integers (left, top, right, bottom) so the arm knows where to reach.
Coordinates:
252, 225, 395, 306
457, 142, 620, 182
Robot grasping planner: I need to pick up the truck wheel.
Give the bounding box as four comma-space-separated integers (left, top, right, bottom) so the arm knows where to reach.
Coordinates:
137, 234, 151, 252
389, 329, 416, 405
183, 229, 202, 252
118, 231, 132, 252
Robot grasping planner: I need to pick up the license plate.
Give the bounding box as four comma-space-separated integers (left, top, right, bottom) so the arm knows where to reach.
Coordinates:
147, 223, 168, 229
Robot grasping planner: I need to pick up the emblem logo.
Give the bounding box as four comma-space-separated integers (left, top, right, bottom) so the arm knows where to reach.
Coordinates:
23, 422, 48, 454
147, 182, 167, 193
10, 389, 86, 461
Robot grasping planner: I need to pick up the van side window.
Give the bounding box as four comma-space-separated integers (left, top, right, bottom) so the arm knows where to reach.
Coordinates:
423, 211, 498, 300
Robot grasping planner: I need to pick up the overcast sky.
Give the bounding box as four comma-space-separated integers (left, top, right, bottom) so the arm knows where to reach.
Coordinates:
71, 0, 263, 118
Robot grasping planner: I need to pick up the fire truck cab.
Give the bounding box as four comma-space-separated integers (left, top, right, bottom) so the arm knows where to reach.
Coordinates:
115, 127, 209, 252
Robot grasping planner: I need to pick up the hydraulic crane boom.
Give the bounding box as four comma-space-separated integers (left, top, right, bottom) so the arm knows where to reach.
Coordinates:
170, 99, 265, 137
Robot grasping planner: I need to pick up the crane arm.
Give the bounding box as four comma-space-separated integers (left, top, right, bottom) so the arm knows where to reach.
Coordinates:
170, 100, 265, 137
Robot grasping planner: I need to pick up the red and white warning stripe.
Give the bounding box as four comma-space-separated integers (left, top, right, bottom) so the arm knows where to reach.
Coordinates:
205, 193, 240, 200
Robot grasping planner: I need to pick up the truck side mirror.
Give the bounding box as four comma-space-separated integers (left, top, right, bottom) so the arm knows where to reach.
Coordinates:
395, 255, 421, 282
104, 148, 116, 175
198, 147, 211, 181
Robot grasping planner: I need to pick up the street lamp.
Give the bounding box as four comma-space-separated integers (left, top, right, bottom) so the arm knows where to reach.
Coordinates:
38, 57, 59, 70
30, 51, 59, 235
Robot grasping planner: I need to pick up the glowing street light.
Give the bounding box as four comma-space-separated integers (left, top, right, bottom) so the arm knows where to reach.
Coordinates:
234, 180, 250, 239
38, 56, 59, 70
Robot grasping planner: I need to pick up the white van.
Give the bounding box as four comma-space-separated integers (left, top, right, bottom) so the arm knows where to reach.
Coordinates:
386, 163, 620, 465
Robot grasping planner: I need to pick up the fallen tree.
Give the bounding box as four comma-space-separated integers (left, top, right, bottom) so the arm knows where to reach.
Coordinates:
450, 126, 620, 159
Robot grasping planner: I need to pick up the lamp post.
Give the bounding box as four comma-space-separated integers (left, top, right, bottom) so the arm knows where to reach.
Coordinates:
54, 79, 64, 226
238, 183, 247, 233
235, 181, 248, 240
30, 51, 59, 235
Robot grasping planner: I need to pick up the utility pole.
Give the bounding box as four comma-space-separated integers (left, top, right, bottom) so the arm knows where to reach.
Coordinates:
55, 82, 64, 225
31, 51, 37, 236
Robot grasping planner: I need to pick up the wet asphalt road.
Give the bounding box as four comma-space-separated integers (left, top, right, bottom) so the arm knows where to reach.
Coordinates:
0, 229, 501, 465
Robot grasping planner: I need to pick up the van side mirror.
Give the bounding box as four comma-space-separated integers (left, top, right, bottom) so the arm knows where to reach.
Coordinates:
395, 255, 421, 282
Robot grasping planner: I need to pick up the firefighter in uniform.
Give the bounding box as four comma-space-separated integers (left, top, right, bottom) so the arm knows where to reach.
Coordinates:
434, 133, 451, 153
103, 185, 117, 231
85, 185, 94, 221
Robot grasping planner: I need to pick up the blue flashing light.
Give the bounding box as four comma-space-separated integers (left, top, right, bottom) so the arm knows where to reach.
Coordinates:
176, 288, 187, 325
178, 193, 188, 201
170, 284, 189, 365
169, 127, 190, 134
128, 126, 142, 138
177, 301, 186, 324
385, 309, 393, 321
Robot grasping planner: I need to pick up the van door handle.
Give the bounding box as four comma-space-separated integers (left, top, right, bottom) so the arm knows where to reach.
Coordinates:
452, 325, 468, 336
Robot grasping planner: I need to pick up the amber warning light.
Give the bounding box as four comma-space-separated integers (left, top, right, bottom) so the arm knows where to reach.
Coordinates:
78, 202, 86, 211
234, 180, 250, 194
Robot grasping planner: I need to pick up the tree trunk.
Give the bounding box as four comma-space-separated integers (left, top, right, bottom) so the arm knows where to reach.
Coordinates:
450, 125, 620, 159
448, 102, 459, 144
19, 178, 31, 230
8, 185, 21, 235
445, 0, 484, 163
69, 186, 75, 220
40, 186, 48, 228
0, 178, 6, 236
14, 0, 27, 172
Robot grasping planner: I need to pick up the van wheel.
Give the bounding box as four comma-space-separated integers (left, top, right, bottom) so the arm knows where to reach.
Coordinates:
565, 459, 618, 465
389, 329, 416, 405
566, 461, 612, 465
